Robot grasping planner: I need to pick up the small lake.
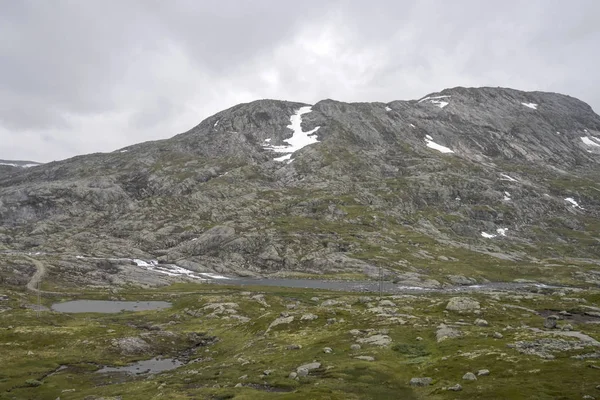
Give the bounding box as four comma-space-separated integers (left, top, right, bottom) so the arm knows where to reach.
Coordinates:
97, 357, 184, 375
51, 300, 171, 313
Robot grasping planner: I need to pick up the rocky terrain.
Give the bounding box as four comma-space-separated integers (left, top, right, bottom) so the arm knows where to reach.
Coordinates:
2, 281, 600, 399
1, 86, 600, 288
2, 87, 600, 398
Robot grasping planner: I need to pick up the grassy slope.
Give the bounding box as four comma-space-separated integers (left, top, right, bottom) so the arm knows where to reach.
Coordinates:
1, 283, 600, 399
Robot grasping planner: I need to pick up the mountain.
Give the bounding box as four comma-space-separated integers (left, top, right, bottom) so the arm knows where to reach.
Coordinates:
1, 86, 599, 288
0, 159, 42, 171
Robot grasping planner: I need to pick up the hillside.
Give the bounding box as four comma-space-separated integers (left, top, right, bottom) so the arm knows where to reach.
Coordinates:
1, 86, 599, 288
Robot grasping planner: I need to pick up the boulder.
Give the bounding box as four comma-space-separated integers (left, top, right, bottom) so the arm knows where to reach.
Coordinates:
356, 334, 392, 346
296, 362, 321, 376
544, 316, 558, 329
462, 372, 477, 381
266, 315, 294, 332
446, 297, 481, 312
436, 324, 461, 342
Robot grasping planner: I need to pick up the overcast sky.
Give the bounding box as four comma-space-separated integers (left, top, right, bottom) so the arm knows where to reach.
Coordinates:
1, 0, 599, 162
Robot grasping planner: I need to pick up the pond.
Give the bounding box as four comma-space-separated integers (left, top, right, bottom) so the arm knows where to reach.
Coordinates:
51, 300, 171, 313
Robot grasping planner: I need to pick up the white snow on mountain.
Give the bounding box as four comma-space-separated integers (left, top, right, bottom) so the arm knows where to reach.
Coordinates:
500, 174, 518, 182
521, 102, 538, 109
425, 136, 454, 153
264, 106, 320, 162
581, 136, 600, 147
565, 197, 584, 209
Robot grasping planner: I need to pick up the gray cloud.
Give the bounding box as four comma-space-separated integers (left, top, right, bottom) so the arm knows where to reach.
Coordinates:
1, 0, 599, 162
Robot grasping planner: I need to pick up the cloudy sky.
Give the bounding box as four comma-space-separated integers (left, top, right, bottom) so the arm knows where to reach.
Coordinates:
1, 0, 599, 162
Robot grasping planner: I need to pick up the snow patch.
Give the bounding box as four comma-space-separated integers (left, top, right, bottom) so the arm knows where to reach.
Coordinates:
418, 95, 451, 103
410, 124, 416, 128
481, 232, 497, 239
198, 272, 231, 280
264, 138, 271, 142
425, 137, 454, 154
264, 106, 320, 162
0, 162, 40, 168
385, 106, 392, 112
581, 136, 600, 147
214, 120, 219, 127
521, 102, 538, 110
500, 174, 518, 182
496, 228, 508, 236
274, 153, 292, 162
503, 191, 511, 201
565, 197, 584, 209
418, 95, 451, 109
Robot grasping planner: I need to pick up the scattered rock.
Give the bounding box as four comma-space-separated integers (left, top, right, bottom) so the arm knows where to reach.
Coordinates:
356, 334, 392, 346
288, 372, 298, 379
409, 377, 432, 387
508, 338, 590, 359
474, 318, 489, 327
323, 347, 332, 354
321, 299, 340, 307
478, 369, 490, 376
310, 297, 320, 302
448, 384, 463, 391
493, 332, 504, 339
263, 369, 273, 376
379, 300, 396, 307
287, 344, 302, 350
446, 297, 481, 313
350, 344, 361, 350
301, 313, 318, 321
462, 372, 477, 381
235, 383, 243, 388
355, 356, 375, 361
416, 336, 423, 341
327, 318, 337, 325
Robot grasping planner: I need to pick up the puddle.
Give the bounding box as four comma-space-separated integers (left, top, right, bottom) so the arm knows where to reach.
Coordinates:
51, 300, 171, 313
97, 357, 184, 375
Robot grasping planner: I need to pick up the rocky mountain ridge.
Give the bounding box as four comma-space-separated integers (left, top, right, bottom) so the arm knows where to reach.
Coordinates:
1, 86, 599, 288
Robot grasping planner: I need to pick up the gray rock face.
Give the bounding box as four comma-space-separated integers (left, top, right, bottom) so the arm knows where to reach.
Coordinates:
1, 87, 600, 285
